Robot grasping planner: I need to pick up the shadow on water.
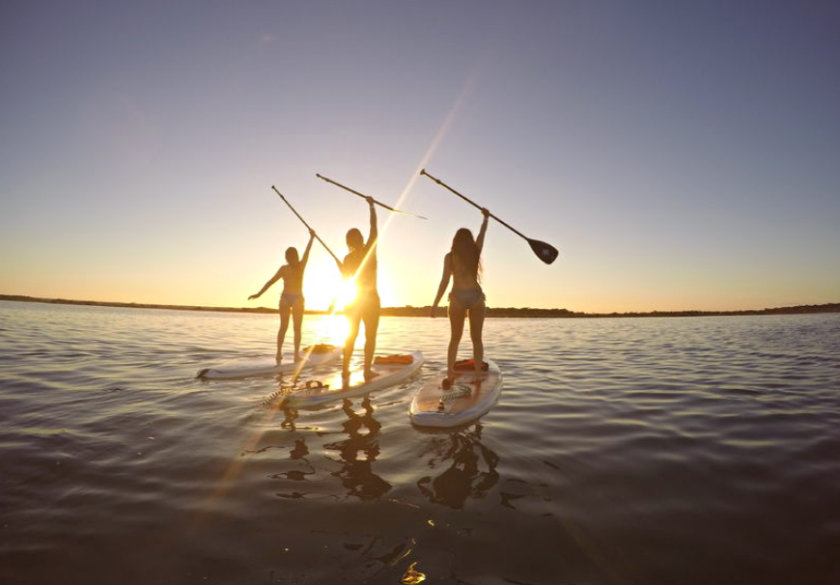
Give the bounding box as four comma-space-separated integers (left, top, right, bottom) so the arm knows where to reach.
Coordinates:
416, 423, 500, 509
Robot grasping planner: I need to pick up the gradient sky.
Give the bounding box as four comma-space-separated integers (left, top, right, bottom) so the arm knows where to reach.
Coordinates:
2, 1, 839, 313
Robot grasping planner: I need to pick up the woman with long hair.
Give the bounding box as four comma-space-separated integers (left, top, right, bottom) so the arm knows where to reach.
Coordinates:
431, 208, 490, 386
249, 229, 315, 364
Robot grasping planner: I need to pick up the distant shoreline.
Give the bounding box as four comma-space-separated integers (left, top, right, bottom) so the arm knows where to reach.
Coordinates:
2, 294, 838, 318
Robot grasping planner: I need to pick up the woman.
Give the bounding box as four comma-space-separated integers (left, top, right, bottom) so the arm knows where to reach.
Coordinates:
431, 208, 490, 387
249, 229, 315, 364
335, 196, 379, 383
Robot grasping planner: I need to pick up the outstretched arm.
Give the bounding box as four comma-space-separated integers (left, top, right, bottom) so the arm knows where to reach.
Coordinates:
475, 208, 490, 254
300, 230, 315, 271
430, 253, 453, 316
249, 266, 284, 300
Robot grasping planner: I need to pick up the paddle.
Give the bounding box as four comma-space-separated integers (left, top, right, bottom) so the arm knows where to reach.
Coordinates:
271, 185, 341, 264
315, 173, 428, 220
419, 169, 559, 265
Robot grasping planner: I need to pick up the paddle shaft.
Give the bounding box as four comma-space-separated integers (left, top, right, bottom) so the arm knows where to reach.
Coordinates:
271, 185, 340, 264
316, 173, 426, 219
419, 169, 528, 241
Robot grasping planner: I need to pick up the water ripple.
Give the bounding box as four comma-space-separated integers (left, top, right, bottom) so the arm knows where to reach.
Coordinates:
1, 303, 839, 584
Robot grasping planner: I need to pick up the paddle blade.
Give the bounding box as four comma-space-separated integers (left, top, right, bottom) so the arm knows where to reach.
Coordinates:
528, 238, 559, 264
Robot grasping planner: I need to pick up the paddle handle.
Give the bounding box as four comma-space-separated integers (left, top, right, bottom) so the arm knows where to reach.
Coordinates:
419, 169, 528, 241
271, 186, 341, 264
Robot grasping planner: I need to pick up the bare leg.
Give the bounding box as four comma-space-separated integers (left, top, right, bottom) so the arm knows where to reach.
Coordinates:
447, 301, 466, 382
468, 302, 486, 382
343, 309, 362, 382
362, 303, 380, 380
292, 298, 304, 360
277, 302, 291, 364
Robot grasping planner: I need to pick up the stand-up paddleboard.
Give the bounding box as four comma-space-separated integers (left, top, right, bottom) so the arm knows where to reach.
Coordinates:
196, 344, 341, 380
410, 358, 503, 428
276, 350, 424, 408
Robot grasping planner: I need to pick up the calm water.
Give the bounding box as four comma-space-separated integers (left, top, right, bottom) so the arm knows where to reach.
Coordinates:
1, 300, 839, 585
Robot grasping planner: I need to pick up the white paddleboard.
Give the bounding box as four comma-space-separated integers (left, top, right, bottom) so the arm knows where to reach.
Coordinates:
277, 350, 424, 408
196, 344, 341, 380
409, 358, 503, 428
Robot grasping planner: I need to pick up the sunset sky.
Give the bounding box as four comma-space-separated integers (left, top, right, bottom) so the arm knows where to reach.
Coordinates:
2, 1, 839, 313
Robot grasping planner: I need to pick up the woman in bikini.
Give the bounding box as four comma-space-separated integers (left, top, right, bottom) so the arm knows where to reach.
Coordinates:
249, 230, 315, 364
334, 197, 379, 383
431, 208, 490, 387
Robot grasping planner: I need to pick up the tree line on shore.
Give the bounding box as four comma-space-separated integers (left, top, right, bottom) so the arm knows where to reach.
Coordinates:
2, 294, 838, 318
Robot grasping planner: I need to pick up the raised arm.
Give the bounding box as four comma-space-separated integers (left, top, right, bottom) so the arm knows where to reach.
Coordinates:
365, 196, 377, 250
475, 208, 490, 254
300, 230, 315, 271
248, 266, 284, 300
430, 253, 453, 317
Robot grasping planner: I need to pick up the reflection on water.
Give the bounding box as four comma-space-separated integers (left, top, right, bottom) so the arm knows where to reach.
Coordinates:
416, 424, 500, 509
400, 560, 427, 584
270, 436, 316, 498
324, 398, 392, 500
278, 401, 299, 431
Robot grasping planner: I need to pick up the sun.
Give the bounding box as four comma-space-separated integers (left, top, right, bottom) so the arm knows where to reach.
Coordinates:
316, 313, 349, 346
305, 277, 355, 346
333, 278, 358, 312
302, 257, 342, 311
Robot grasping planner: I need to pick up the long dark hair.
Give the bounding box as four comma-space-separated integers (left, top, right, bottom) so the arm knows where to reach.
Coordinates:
451, 228, 481, 279
285, 247, 300, 268
346, 228, 364, 251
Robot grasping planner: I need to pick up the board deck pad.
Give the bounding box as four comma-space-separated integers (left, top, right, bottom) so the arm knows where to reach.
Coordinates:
196, 344, 341, 380
409, 358, 502, 428
276, 350, 424, 408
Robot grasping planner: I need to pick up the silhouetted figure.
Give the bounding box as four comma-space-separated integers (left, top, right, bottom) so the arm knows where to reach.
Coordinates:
431, 208, 490, 386
249, 230, 315, 364
335, 197, 379, 383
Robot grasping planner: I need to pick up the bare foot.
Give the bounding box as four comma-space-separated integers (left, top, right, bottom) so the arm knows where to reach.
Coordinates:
364, 370, 380, 382
341, 371, 351, 388
294, 353, 302, 362
275, 354, 283, 366
441, 377, 452, 390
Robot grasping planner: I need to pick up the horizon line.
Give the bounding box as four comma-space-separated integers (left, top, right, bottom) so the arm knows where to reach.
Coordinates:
2, 294, 838, 319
